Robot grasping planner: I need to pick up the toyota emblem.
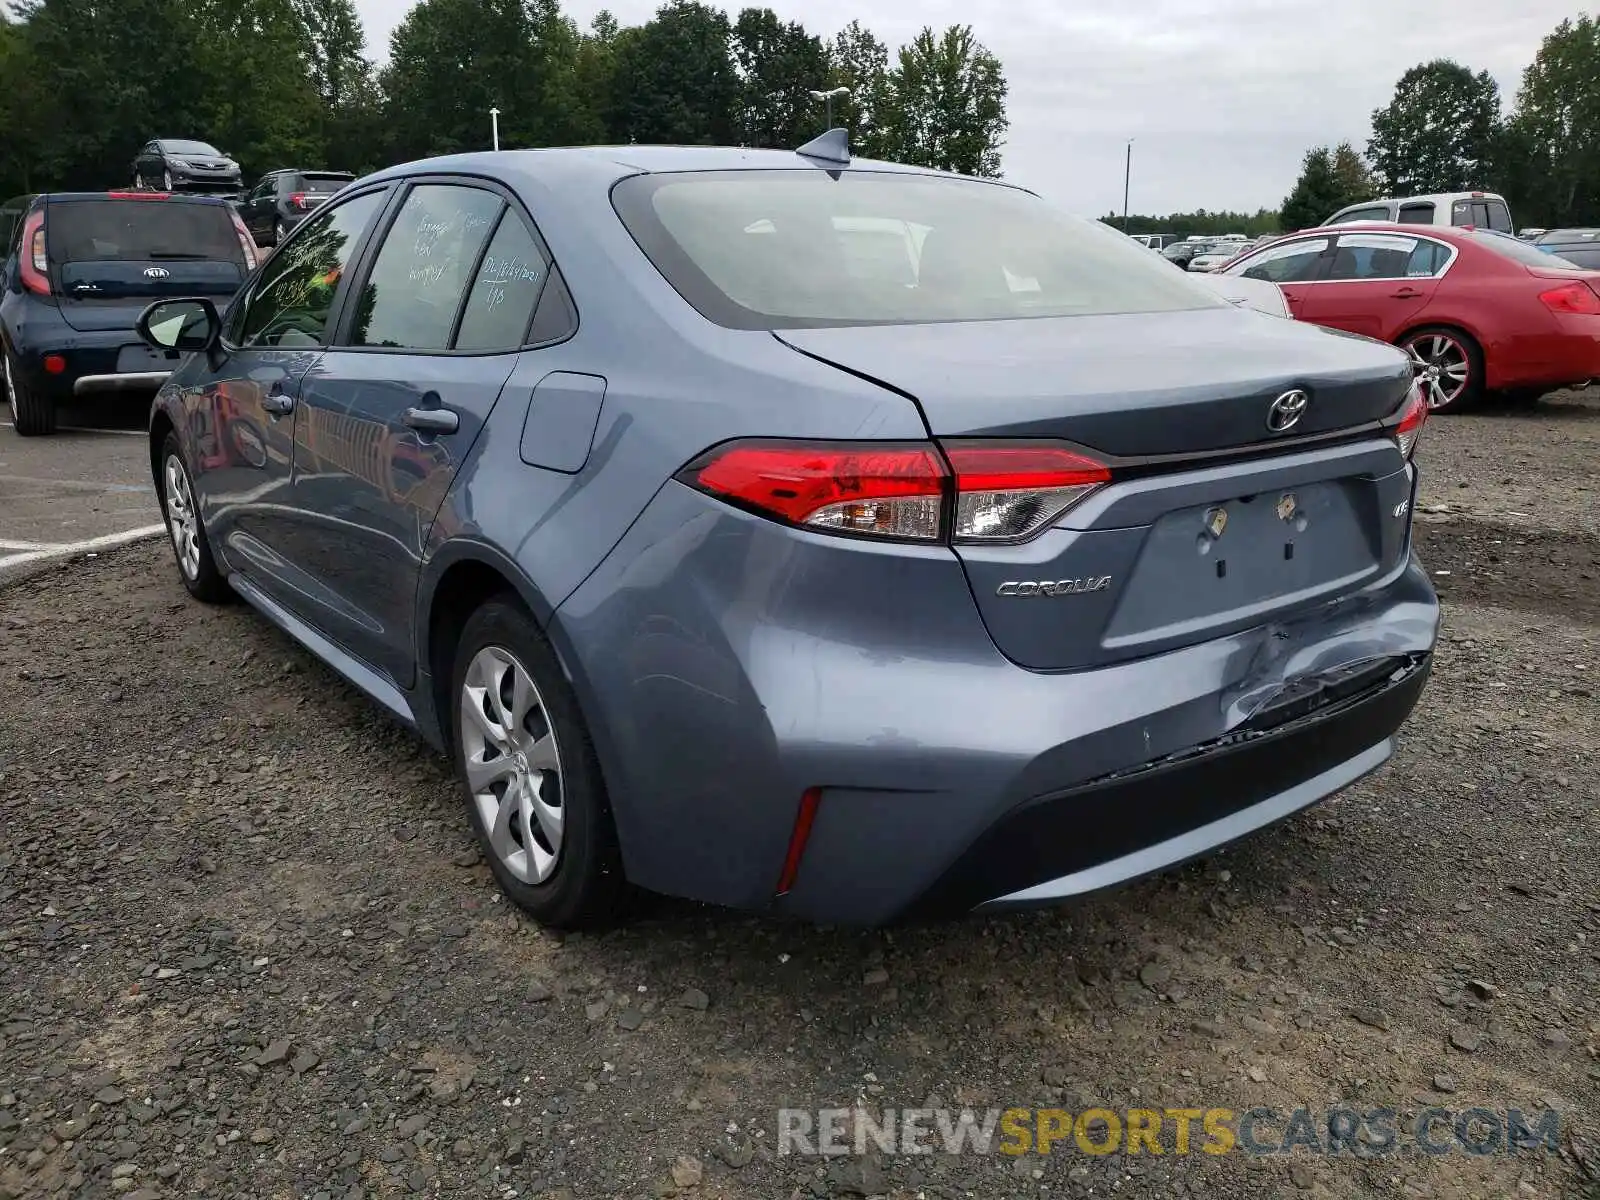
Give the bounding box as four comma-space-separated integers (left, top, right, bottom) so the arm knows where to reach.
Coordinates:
143, 266, 170, 278
1266, 389, 1309, 433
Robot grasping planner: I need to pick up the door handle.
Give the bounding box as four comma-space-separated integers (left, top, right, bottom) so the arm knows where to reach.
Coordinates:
403, 406, 459, 434
1390, 288, 1423, 299
262, 391, 294, 416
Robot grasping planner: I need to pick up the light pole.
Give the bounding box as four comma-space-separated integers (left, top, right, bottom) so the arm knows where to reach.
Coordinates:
490, 107, 501, 152
809, 86, 850, 130
1122, 138, 1134, 232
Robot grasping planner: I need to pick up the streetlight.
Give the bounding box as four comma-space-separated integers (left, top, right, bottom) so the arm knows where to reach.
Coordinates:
1122, 138, 1134, 232
809, 86, 850, 130
490, 107, 501, 152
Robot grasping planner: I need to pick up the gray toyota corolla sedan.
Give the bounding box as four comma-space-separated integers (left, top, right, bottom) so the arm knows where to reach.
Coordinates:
137, 135, 1438, 928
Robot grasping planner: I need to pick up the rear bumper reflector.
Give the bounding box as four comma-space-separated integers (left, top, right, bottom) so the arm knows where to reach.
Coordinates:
774, 787, 822, 896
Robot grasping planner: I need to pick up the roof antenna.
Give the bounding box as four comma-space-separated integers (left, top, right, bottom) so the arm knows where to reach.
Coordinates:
795, 127, 851, 167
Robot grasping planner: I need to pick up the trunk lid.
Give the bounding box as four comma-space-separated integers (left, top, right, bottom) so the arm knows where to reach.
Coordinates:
779, 308, 1418, 672
776, 307, 1410, 456
58, 261, 243, 331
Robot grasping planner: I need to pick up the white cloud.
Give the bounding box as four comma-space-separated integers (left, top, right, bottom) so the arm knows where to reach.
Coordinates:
352, 0, 1573, 215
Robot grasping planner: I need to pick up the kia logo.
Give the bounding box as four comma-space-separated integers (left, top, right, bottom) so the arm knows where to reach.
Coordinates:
1266, 388, 1309, 433
143, 267, 170, 278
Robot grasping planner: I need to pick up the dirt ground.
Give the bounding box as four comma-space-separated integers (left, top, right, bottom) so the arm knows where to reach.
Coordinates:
0, 392, 1596, 1200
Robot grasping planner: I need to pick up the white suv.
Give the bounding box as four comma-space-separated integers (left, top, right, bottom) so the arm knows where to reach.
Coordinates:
1324, 191, 1512, 233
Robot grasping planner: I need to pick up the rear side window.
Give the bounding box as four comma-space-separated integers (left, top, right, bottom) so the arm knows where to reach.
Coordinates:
297, 174, 352, 195
1330, 206, 1389, 224
1397, 203, 1434, 224
349, 184, 503, 350
612, 170, 1222, 329
45, 200, 241, 265
454, 211, 551, 351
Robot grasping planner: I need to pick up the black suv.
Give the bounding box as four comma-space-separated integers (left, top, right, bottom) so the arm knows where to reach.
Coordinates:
0, 191, 257, 435
132, 139, 244, 197
239, 169, 355, 245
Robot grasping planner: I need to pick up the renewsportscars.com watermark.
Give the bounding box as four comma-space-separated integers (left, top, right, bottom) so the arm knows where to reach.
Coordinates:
777, 1106, 1562, 1158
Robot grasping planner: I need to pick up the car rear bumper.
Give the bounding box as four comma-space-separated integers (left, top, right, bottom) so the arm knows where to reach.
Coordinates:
553, 480, 1440, 926
14, 332, 176, 401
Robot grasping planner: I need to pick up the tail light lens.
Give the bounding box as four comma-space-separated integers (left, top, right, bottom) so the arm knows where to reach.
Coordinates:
1537, 280, 1600, 315
944, 443, 1111, 541
1392, 381, 1427, 459
290, 192, 313, 210
20, 212, 49, 295
678, 439, 1111, 544
228, 209, 258, 270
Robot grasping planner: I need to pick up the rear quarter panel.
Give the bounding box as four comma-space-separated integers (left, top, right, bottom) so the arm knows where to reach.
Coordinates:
1409, 261, 1565, 389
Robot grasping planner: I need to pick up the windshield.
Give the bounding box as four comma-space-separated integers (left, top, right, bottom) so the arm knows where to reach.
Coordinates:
163, 140, 222, 157
613, 170, 1224, 329
1469, 230, 1588, 270
47, 199, 243, 264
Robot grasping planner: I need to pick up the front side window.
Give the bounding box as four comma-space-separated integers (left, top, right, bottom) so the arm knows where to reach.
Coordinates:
1230, 237, 1330, 283
238, 189, 385, 348
349, 184, 502, 350
612, 170, 1224, 329
454, 210, 551, 351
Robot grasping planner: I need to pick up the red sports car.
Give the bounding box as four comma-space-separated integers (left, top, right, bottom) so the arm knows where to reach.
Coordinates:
1219, 223, 1600, 412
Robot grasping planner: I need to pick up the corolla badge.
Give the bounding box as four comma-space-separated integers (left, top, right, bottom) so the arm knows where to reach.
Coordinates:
996, 577, 1112, 597
143, 266, 170, 278
1266, 388, 1309, 433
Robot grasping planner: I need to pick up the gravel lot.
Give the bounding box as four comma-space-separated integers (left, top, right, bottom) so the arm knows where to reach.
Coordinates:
1, 392, 1596, 1200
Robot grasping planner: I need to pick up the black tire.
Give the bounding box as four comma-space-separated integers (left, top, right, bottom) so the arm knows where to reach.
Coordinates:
4, 345, 55, 436
1399, 326, 1484, 415
449, 597, 628, 929
157, 432, 231, 602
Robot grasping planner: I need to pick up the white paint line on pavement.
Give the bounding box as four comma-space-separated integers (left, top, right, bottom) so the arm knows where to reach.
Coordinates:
0, 523, 166, 571
0, 538, 53, 551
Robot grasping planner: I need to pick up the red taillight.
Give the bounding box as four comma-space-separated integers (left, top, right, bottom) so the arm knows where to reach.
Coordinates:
20, 212, 49, 295
683, 441, 947, 540
944, 443, 1112, 542
1537, 280, 1600, 316
1393, 381, 1427, 459
679, 439, 1112, 543
290, 192, 313, 210
229, 209, 258, 271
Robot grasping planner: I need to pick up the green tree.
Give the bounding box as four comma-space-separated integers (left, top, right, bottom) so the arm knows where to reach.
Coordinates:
381, 0, 593, 161
826, 20, 896, 159
889, 25, 1006, 177
609, 0, 738, 145
1501, 16, 1600, 227
1280, 146, 1343, 231
1330, 141, 1377, 206
1105, 209, 1280, 239
572, 11, 623, 143
1367, 59, 1501, 193
730, 8, 827, 149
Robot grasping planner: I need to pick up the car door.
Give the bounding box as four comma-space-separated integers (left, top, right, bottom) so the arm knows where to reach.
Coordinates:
243, 176, 273, 240
1296, 232, 1447, 340
283, 178, 541, 685
1225, 235, 1333, 318
177, 187, 389, 610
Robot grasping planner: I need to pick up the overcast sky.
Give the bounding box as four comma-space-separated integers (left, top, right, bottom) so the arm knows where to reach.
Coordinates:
351, 0, 1579, 216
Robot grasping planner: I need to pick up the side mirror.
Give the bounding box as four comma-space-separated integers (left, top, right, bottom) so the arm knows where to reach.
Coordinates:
137, 297, 220, 353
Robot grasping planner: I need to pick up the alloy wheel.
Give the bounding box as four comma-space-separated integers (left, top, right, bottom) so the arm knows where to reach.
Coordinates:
459, 646, 565, 884
1404, 334, 1471, 410
162, 170, 172, 191
4, 354, 17, 424
163, 454, 202, 579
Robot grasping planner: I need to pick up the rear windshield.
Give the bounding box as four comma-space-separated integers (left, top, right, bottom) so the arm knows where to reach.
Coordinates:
298, 174, 352, 194
612, 170, 1224, 329
1469, 230, 1588, 270
47, 199, 242, 265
